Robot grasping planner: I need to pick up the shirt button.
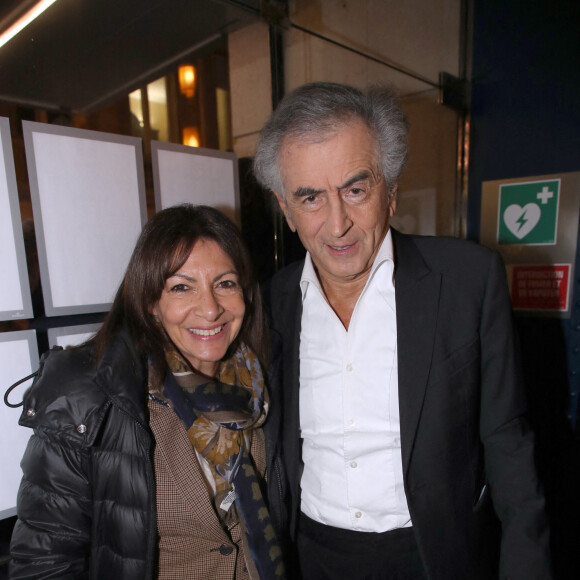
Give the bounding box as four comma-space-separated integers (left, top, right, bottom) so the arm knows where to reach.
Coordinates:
348, 419, 355, 426
346, 363, 353, 372
355, 511, 362, 519
350, 461, 357, 468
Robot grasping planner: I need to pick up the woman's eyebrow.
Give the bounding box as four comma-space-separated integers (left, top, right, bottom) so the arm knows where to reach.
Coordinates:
168, 270, 239, 284
212, 270, 239, 283
167, 272, 196, 284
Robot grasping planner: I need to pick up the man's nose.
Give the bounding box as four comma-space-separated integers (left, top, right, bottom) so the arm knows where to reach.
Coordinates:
326, 195, 353, 238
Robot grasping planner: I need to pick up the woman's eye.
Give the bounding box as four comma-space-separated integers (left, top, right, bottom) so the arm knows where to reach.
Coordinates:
169, 283, 188, 293
218, 279, 238, 290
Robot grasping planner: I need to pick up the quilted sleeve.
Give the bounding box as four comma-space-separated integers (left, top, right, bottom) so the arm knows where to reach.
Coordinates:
9, 428, 92, 579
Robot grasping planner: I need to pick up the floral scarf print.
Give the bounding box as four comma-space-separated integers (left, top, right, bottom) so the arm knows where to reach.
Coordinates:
149, 342, 285, 580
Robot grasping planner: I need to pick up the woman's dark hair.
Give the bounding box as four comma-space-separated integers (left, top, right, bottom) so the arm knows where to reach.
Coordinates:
91, 204, 266, 380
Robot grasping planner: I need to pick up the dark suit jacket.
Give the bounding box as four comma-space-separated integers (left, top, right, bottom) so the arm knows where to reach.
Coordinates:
265, 229, 551, 580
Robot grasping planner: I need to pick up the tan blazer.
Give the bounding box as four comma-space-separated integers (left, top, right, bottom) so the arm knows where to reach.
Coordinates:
149, 398, 267, 580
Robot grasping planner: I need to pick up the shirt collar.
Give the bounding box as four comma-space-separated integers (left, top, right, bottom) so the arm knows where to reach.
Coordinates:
300, 228, 395, 301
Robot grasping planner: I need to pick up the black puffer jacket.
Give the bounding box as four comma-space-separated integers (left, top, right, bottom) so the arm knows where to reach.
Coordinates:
10, 332, 157, 579
9, 330, 288, 579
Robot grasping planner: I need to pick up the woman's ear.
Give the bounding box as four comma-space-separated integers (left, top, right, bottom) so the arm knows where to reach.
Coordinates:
149, 302, 159, 317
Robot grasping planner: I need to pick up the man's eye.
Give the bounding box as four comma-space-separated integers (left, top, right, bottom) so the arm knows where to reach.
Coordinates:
304, 194, 318, 204
350, 187, 365, 195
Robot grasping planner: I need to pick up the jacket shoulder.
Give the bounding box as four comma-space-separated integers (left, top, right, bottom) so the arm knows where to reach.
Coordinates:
19, 345, 110, 446
408, 233, 493, 258
269, 260, 304, 293
397, 232, 498, 277
264, 260, 303, 325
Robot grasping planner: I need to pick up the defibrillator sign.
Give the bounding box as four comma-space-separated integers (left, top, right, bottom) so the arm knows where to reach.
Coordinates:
497, 179, 560, 245
481, 172, 580, 318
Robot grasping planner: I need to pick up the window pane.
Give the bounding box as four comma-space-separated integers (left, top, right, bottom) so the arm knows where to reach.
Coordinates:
147, 78, 169, 142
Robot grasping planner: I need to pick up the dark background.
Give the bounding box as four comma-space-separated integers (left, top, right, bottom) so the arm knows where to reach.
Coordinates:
468, 1, 580, 578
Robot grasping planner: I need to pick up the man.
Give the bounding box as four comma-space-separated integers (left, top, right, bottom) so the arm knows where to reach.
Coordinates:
255, 82, 551, 580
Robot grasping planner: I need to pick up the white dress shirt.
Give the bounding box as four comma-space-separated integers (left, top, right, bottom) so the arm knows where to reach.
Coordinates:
299, 229, 412, 532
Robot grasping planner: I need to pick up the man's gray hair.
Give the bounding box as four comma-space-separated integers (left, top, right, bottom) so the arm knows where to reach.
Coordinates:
253, 82, 408, 197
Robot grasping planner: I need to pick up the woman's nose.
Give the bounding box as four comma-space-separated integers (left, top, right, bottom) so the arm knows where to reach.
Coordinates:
196, 289, 223, 320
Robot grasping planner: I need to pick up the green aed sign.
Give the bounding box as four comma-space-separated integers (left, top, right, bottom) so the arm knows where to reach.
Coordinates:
498, 179, 560, 245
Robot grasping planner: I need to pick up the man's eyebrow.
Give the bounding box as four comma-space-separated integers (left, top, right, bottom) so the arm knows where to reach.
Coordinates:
292, 186, 325, 198
291, 170, 373, 198
338, 170, 372, 190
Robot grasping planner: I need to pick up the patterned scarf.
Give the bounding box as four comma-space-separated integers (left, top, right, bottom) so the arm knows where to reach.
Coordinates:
149, 343, 285, 580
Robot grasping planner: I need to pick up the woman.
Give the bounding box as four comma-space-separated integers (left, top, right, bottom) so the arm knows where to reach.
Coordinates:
9, 204, 285, 580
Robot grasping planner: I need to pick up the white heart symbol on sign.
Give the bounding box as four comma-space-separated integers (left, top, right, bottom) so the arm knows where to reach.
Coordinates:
503, 203, 541, 239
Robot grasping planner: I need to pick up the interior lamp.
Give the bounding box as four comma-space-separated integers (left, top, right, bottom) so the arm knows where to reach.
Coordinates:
178, 65, 196, 98
183, 127, 199, 147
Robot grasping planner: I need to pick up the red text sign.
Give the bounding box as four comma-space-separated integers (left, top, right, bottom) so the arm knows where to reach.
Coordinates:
511, 264, 570, 311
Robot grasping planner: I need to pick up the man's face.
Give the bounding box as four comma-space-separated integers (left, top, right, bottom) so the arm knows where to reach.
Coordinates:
275, 120, 396, 289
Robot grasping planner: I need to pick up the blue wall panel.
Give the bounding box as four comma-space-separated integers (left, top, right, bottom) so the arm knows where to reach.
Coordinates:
468, 2, 580, 577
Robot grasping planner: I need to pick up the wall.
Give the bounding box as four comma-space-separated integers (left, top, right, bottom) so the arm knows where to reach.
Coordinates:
229, 0, 463, 236
468, 2, 580, 577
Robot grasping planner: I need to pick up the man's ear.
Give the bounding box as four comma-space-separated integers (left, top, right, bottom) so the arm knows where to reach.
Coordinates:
388, 184, 398, 217
273, 191, 297, 232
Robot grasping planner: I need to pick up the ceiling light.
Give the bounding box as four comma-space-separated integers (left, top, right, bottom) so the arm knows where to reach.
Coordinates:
0, 0, 59, 50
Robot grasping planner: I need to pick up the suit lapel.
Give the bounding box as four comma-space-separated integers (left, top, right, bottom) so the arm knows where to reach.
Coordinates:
392, 230, 441, 476
283, 290, 302, 458
281, 280, 303, 504
272, 264, 303, 532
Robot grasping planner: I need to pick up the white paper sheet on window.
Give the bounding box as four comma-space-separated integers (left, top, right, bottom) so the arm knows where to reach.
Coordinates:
48, 323, 102, 349
0, 118, 33, 320
152, 141, 239, 225
0, 330, 39, 518
23, 122, 147, 316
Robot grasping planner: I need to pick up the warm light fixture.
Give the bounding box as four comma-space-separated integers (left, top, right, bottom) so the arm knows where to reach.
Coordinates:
183, 127, 199, 148
178, 65, 196, 98
0, 0, 59, 50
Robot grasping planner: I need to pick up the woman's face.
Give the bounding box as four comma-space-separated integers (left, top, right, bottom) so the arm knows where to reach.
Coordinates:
152, 239, 246, 376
